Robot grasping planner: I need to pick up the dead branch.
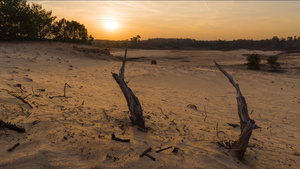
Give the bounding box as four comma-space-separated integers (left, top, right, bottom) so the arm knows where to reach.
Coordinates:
215, 61, 260, 161
111, 48, 146, 130
0, 120, 26, 133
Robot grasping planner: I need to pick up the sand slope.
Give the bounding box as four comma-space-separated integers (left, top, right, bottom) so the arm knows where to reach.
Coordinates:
0, 42, 299, 169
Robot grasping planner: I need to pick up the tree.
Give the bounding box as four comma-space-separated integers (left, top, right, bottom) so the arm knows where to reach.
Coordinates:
0, 0, 55, 40
130, 35, 141, 43
267, 56, 280, 71
0, 0, 29, 40
246, 53, 260, 70
27, 3, 56, 40
52, 19, 90, 43
130, 35, 141, 47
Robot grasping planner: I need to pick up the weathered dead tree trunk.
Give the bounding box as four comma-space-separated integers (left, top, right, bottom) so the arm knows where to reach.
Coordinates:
215, 61, 260, 161
112, 48, 146, 131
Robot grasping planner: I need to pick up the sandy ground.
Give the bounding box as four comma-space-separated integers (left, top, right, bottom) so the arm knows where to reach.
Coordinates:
0, 42, 299, 169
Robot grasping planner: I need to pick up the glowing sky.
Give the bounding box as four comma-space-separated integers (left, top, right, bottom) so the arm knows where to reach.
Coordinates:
28, 1, 300, 40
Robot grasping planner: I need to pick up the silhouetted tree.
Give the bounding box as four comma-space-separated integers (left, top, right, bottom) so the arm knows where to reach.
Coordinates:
27, 3, 56, 40
52, 19, 90, 43
0, 0, 55, 40
0, 0, 29, 40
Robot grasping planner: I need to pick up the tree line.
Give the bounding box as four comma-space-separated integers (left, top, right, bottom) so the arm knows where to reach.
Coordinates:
0, 0, 93, 43
94, 36, 300, 51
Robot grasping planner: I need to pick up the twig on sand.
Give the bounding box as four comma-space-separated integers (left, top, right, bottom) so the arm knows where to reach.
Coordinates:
49, 83, 71, 99
140, 147, 152, 157
9, 94, 33, 108
111, 134, 130, 143
145, 154, 156, 161
7, 143, 20, 152
156, 146, 173, 153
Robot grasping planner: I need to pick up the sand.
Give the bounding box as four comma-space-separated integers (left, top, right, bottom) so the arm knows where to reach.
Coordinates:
0, 42, 299, 169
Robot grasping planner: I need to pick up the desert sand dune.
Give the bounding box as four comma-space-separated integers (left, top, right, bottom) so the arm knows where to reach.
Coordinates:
0, 42, 299, 169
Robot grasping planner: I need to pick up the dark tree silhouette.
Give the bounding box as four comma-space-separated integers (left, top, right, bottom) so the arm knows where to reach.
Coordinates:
0, 0, 93, 43
0, 0, 55, 40
52, 19, 90, 43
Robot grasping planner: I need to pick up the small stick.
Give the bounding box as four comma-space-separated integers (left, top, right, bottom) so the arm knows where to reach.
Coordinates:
7, 143, 20, 152
111, 134, 130, 143
216, 123, 219, 138
10, 94, 33, 108
203, 106, 207, 121
145, 154, 156, 161
156, 146, 172, 153
140, 147, 152, 157
64, 83, 71, 97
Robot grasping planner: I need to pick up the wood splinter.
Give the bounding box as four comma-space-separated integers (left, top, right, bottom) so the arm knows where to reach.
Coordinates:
215, 61, 260, 161
111, 48, 147, 131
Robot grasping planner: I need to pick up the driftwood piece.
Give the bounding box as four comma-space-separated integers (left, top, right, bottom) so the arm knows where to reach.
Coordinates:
111, 48, 146, 130
0, 120, 26, 133
215, 61, 259, 160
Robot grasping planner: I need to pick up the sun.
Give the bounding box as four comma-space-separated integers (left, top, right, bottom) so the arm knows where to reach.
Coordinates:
104, 19, 119, 31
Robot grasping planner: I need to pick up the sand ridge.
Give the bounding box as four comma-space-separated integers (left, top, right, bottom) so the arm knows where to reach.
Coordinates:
0, 42, 299, 169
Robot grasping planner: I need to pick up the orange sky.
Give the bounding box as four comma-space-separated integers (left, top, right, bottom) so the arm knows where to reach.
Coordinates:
29, 1, 300, 41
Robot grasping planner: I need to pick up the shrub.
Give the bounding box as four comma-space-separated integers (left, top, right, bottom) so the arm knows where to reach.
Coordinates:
151, 60, 157, 65
246, 53, 260, 70
267, 56, 280, 71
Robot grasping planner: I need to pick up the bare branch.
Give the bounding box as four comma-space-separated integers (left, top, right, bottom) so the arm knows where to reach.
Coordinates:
112, 48, 146, 130
215, 61, 259, 161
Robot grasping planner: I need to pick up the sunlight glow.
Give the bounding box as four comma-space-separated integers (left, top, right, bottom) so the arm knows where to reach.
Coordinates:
104, 19, 119, 31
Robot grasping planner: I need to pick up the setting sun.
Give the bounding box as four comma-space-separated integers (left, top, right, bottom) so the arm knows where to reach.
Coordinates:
104, 19, 119, 31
